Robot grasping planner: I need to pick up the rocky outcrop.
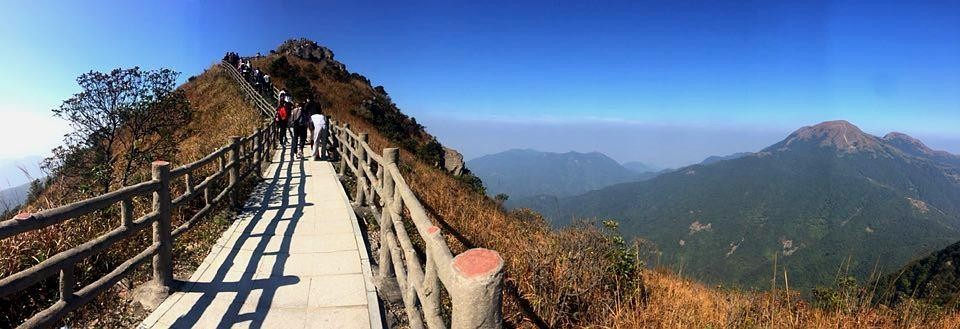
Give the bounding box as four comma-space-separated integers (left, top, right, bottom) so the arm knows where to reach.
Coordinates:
276, 38, 336, 63
443, 147, 465, 176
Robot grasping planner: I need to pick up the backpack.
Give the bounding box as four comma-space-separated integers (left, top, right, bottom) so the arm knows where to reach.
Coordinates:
277, 106, 288, 121
294, 109, 309, 127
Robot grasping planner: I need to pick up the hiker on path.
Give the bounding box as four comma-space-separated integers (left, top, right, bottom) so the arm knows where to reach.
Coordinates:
277, 89, 287, 107
275, 103, 289, 146
290, 103, 309, 159
304, 98, 316, 145
311, 109, 328, 161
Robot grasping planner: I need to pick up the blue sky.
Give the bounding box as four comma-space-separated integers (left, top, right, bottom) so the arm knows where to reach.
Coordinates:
0, 1, 958, 167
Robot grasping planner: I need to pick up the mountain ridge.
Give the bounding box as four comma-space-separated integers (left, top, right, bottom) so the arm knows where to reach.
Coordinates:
467, 148, 643, 199
519, 120, 960, 290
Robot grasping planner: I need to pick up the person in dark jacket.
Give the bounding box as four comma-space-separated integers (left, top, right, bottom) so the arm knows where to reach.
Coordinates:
289, 103, 308, 159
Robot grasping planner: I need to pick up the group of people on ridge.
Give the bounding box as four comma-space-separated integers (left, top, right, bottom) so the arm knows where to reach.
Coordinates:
224, 52, 273, 99
225, 52, 331, 162
275, 86, 330, 161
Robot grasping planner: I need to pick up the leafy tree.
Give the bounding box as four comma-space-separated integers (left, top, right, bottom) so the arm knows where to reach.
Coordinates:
416, 137, 445, 166
46, 67, 191, 195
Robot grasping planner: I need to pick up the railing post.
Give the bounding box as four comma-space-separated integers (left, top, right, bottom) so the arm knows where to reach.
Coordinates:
450, 248, 505, 329
59, 266, 75, 302
229, 136, 241, 208
378, 148, 399, 279
121, 198, 133, 228
422, 226, 445, 329
355, 133, 369, 206
254, 129, 262, 178
338, 123, 349, 176
151, 161, 173, 292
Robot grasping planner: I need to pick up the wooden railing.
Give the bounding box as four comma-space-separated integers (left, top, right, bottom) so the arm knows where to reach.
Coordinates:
0, 65, 278, 328
331, 122, 505, 329
220, 61, 274, 117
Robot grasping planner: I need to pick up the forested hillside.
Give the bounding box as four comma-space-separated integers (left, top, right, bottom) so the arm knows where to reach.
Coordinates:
467, 149, 642, 199
522, 120, 960, 291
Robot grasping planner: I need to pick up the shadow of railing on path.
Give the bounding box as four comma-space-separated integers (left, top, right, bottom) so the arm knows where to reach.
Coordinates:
169, 143, 309, 328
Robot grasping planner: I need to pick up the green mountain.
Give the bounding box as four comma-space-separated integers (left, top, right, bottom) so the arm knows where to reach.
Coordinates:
520, 120, 960, 290
467, 149, 641, 199
877, 239, 960, 308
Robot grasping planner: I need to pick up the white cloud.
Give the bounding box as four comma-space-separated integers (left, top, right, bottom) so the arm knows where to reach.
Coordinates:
0, 105, 70, 159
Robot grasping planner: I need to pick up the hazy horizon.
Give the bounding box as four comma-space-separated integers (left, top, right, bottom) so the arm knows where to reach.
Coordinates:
425, 116, 960, 168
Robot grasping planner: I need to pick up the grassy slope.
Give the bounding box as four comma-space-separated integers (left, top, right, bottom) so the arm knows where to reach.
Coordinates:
0, 64, 265, 327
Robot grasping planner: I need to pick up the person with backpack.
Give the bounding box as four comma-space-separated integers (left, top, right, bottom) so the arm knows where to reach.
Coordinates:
275, 104, 289, 146
289, 103, 309, 159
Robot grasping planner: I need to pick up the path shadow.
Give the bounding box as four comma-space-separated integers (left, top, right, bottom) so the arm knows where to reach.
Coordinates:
168, 141, 312, 328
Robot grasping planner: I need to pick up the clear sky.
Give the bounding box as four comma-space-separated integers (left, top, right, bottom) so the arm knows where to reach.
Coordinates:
1, 0, 958, 167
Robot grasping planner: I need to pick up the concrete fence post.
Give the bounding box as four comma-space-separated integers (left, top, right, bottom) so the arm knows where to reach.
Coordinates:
450, 248, 505, 329
151, 161, 173, 292
355, 133, 369, 205
229, 136, 241, 208
253, 129, 262, 178
421, 226, 444, 329
378, 148, 400, 279
338, 123, 350, 176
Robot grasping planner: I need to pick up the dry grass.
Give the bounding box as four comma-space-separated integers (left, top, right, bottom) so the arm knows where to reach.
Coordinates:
0, 64, 267, 327
609, 269, 960, 328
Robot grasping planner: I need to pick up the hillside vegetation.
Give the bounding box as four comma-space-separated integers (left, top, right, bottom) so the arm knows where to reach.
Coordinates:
878, 239, 960, 308
0, 64, 265, 327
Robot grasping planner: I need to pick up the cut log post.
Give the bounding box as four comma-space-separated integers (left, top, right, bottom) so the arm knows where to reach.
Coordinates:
151, 161, 173, 291
338, 123, 350, 176
229, 136, 241, 208
253, 130, 262, 178
59, 266, 75, 302
378, 148, 400, 279
449, 248, 505, 329
355, 133, 369, 206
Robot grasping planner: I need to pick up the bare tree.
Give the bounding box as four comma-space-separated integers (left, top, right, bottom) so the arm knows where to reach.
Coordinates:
46, 67, 191, 195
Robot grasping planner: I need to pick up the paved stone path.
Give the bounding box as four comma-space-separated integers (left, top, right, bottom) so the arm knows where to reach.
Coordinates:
141, 146, 381, 329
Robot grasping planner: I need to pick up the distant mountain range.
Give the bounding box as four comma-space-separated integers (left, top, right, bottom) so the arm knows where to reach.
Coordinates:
699, 152, 752, 165
0, 182, 31, 213
0, 156, 42, 214
622, 161, 660, 174
467, 149, 646, 200
0, 156, 43, 188
518, 120, 960, 290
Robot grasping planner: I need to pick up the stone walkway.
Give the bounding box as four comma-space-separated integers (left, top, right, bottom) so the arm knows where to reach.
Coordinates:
141, 146, 381, 329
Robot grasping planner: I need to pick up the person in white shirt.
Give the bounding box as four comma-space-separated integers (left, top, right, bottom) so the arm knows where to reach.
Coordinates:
311, 112, 328, 160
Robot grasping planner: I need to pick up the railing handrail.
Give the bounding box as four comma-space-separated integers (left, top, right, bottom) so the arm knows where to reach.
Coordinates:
331, 122, 504, 329
220, 61, 274, 117
0, 61, 279, 329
